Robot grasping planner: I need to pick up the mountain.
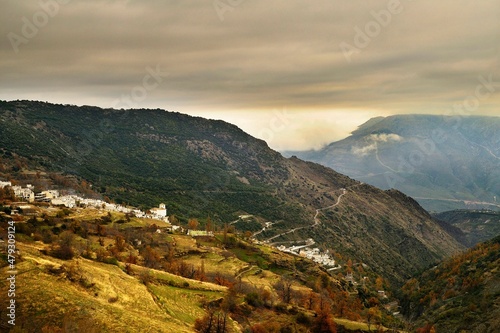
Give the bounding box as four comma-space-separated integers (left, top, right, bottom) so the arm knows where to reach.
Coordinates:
287, 115, 500, 213
433, 210, 500, 247
400, 235, 500, 333
0, 100, 463, 286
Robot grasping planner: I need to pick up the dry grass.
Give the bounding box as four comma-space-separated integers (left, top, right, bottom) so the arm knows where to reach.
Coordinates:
0, 243, 205, 332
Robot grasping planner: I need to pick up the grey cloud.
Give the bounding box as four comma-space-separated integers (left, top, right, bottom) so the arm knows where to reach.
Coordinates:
0, 0, 498, 150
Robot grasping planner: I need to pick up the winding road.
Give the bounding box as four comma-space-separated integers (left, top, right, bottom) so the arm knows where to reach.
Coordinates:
262, 188, 348, 243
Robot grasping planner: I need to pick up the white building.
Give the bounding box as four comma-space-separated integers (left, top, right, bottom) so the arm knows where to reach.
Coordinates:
35, 190, 60, 202
150, 203, 167, 218
51, 195, 77, 208
0, 181, 12, 188
12, 185, 35, 203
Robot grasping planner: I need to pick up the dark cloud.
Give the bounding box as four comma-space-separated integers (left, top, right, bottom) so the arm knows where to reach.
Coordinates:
0, 0, 498, 150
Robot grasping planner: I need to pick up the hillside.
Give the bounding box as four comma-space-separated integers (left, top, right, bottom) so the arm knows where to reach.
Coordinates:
0, 205, 406, 332
287, 115, 500, 213
433, 210, 500, 247
399, 235, 500, 333
0, 100, 463, 287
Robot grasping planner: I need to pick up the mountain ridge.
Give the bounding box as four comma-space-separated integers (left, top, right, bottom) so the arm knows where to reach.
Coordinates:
0, 100, 464, 286
287, 114, 500, 213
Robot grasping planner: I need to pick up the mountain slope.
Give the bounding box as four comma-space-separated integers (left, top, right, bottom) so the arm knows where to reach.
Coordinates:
433, 210, 500, 247
288, 114, 500, 213
0, 100, 463, 286
400, 235, 500, 333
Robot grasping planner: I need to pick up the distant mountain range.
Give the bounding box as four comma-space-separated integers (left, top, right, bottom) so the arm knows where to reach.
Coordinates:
287, 115, 500, 213
434, 209, 500, 247
0, 101, 463, 286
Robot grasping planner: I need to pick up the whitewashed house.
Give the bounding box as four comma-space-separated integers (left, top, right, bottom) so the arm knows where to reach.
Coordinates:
12, 185, 35, 203
150, 203, 167, 218
0, 181, 12, 188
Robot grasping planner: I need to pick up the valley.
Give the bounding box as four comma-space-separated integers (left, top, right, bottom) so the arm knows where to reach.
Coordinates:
288, 115, 500, 213
0, 101, 464, 289
0, 101, 498, 332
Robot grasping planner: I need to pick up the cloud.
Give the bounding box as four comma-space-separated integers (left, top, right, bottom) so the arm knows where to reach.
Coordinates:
369, 133, 403, 143
352, 133, 403, 156
0, 0, 498, 150
352, 143, 378, 156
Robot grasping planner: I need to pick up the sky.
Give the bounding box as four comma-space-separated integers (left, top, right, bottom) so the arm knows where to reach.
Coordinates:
1, 0, 499, 151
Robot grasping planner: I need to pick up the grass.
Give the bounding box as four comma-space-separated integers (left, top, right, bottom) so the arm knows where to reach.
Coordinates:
0, 243, 200, 332
230, 247, 270, 269
147, 284, 224, 324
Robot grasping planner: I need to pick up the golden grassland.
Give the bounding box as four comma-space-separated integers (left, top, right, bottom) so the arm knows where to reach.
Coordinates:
0, 243, 224, 332
0, 208, 406, 332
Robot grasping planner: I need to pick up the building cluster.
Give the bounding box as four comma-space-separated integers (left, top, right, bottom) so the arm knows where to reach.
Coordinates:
0, 182, 59, 204
0, 179, 169, 223
52, 195, 169, 223
276, 239, 339, 269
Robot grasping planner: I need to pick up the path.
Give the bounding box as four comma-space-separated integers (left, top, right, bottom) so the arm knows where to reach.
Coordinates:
263, 188, 348, 243
312, 188, 347, 227
235, 265, 255, 279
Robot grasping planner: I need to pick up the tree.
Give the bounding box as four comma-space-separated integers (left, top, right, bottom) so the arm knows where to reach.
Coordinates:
54, 231, 76, 260
115, 235, 126, 252
195, 260, 207, 281
366, 307, 381, 332
188, 218, 199, 230
142, 245, 161, 269
302, 291, 318, 310
206, 216, 213, 233
194, 309, 230, 333
223, 223, 229, 245
313, 301, 337, 333
375, 276, 384, 291
169, 214, 179, 225
274, 275, 294, 304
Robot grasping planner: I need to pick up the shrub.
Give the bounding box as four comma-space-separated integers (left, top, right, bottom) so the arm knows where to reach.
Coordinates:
108, 296, 119, 303
245, 292, 263, 308
296, 312, 312, 325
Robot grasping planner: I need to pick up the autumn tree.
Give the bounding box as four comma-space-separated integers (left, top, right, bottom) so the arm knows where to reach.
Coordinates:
302, 290, 319, 310
115, 235, 126, 252
169, 214, 179, 225
366, 307, 381, 332
188, 218, 199, 230
195, 260, 207, 281
313, 299, 337, 333
375, 276, 384, 291
205, 216, 213, 233
194, 309, 230, 333
274, 275, 294, 304
194, 289, 236, 333
142, 245, 161, 269
54, 231, 76, 260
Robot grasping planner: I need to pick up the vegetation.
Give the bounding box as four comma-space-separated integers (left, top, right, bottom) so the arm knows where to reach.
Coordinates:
0, 100, 463, 289
433, 209, 500, 246
400, 235, 500, 332
0, 205, 403, 332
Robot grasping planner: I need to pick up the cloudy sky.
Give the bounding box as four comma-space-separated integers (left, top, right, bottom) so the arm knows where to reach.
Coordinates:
1, 0, 499, 151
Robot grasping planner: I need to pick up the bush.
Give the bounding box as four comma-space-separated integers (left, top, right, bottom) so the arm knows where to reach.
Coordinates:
245, 292, 263, 308
53, 231, 76, 260
108, 296, 119, 303
296, 312, 312, 325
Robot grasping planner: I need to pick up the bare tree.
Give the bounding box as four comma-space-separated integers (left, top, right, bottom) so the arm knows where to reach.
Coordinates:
274, 275, 294, 304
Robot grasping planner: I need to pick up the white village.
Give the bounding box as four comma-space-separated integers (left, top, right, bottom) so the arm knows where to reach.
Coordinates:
1, 180, 343, 275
